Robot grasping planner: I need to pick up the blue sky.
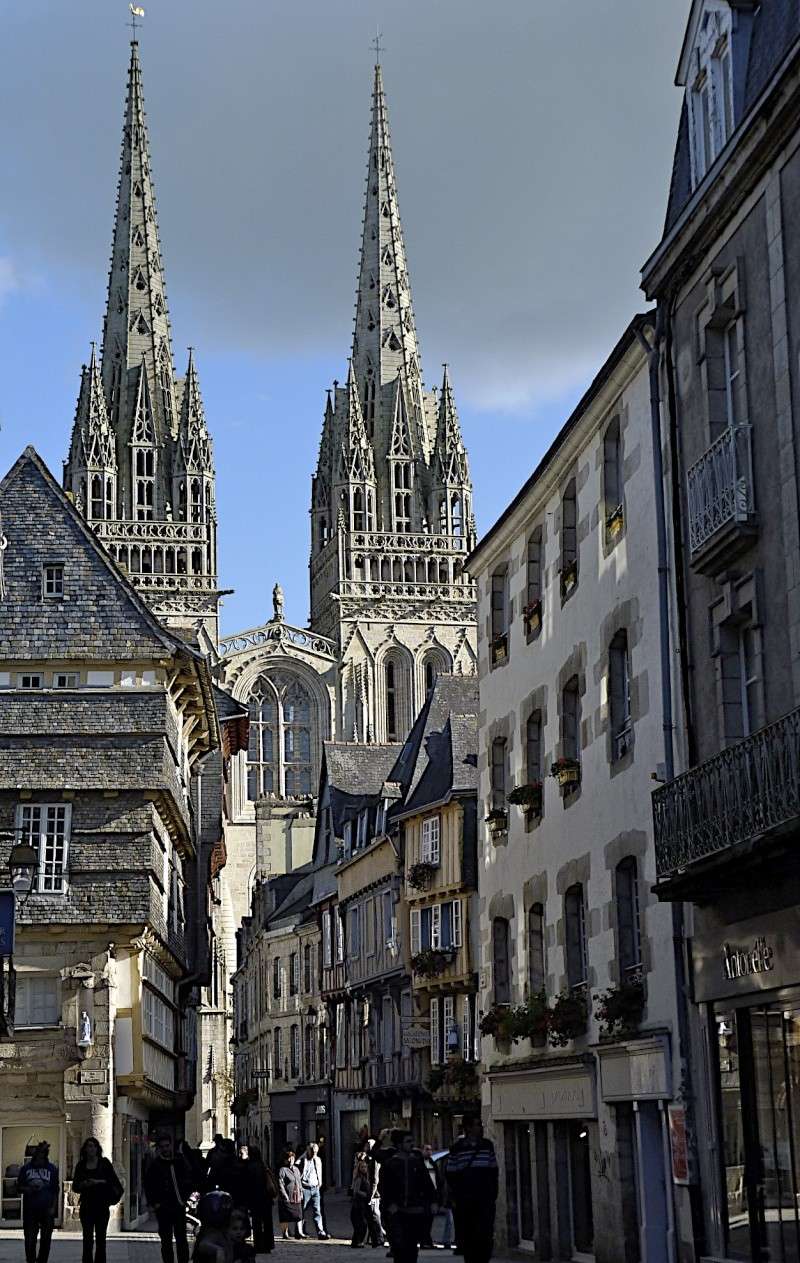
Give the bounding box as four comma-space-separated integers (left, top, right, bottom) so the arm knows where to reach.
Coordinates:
0, 2, 688, 636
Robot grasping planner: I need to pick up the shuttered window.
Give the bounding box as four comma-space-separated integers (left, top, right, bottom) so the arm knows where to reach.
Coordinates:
430, 997, 441, 1066
443, 995, 457, 1055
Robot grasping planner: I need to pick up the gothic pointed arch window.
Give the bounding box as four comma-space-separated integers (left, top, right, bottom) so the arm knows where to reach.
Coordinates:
383, 651, 411, 741
451, 494, 463, 537
352, 488, 365, 532
90, 475, 104, 521
134, 447, 155, 521
190, 478, 203, 524
159, 345, 173, 424
246, 673, 316, 802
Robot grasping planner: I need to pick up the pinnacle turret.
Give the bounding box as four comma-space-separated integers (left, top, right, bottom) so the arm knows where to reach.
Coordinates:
68, 345, 117, 473
342, 361, 376, 482
177, 349, 213, 474
101, 40, 177, 441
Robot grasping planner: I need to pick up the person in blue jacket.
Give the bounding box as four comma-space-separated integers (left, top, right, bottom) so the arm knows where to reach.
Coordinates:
18, 1141, 60, 1263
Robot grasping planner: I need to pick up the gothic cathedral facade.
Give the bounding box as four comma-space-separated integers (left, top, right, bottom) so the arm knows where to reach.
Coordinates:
220, 63, 478, 905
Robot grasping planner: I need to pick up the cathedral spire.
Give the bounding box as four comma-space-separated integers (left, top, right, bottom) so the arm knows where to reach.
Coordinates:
101, 40, 177, 440
352, 63, 425, 405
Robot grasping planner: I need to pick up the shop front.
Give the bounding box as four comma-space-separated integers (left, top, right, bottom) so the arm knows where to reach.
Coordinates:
0, 1118, 66, 1226
694, 901, 800, 1263
489, 1060, 598, 1259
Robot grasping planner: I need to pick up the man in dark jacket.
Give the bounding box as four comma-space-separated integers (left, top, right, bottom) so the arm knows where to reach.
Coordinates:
143, 1133, 193, 1263
18, 1141, 60, 1263
379, 1133, 436, 1263
446, 1116, 498, 1263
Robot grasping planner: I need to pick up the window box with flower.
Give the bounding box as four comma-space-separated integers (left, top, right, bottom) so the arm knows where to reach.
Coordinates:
490, 633, 508, 666
560, 559, 578, 601
407, 860, 438, 890
548, 989, 588, 1047
510, 991, 550, 1047
606, 504, 625, 539
550, 757, 580, 789
594, 978, 646, 1040
507, 782, 543, 818
428, 1055, 480, 1102
485, 807, 508, 839
411, 947, 456, 979
523, 598, 543, 635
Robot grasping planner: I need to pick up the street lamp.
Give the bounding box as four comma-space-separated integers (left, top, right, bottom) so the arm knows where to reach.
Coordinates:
8, 840, 38, 904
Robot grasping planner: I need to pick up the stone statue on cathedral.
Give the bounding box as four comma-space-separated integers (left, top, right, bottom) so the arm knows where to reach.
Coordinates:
272, 582, 285, 623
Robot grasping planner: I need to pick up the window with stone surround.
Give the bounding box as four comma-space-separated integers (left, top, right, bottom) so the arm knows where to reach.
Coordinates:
688, 4, 734, 188
491, 737, 507, 810
15, 975, 60, 1028
560, 479, 578, 599
527, 903, 546, 996
609, 631, 632, 760
565, 884, 588, 994
492, 917, 512, 1005
562, 676, 581, 766
615, 858, 642, 982
603, 416, 623, 535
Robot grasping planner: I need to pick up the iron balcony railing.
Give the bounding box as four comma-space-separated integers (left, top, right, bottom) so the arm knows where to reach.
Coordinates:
686, 424, 754, 556
653, 706, 800, 879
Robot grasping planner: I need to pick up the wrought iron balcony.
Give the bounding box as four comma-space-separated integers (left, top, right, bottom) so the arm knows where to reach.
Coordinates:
686, 425, 756, 573
653, 706, 800, 883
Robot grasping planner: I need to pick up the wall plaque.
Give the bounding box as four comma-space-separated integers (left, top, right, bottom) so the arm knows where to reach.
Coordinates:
490, 1064, 596, 1120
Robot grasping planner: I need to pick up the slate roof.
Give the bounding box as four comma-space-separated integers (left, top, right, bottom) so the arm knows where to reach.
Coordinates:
664, 0, 800, 233
268, 865, 316, 929
389, 674, 478, 819
0, 447, 219, 753
323, 742, 404, 798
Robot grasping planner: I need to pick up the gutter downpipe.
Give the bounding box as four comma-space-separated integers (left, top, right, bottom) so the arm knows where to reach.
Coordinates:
637, 309, 697, 1263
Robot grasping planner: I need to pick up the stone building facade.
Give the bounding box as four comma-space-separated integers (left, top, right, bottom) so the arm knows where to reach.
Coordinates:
0, 449, 222, 1226
466, 317, 693, 1263
642, 3, 800, 1259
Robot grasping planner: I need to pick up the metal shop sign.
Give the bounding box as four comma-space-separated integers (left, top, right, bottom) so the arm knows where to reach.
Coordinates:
693, 904, 800, 1002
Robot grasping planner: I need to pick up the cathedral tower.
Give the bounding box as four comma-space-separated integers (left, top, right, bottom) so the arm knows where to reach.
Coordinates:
310, 62, 477, 741
64, 40, 220, 645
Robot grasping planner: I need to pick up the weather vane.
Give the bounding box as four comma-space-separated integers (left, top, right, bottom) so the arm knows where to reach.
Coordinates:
372, 29, 384, 63
128, 3, 145, 39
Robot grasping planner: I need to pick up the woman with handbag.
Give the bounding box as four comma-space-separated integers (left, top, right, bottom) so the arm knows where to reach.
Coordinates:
72, 1137, 124, 1263
277, 1151, 303, 1241
245, 1147, 276, 1253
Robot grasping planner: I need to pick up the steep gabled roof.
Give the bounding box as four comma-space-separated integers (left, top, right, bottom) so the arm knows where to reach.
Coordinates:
0, 447, 218, 752
389, 674, 478, 818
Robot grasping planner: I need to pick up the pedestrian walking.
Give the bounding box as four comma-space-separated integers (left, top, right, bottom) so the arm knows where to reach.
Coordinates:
206, 1137, 228, 1193
378, 1133, 436, 1263
144, 1133, 194, 1263
295, 1143, 329, 1239
350, 1154, 381, 1248
419, 1145, 443, 1250
277, 1151, 303, 1241
243, 1146, 276, 1254
72, 1137, 124, 1263
446, 1117, 498, 1263
18, 1141, 60, 1263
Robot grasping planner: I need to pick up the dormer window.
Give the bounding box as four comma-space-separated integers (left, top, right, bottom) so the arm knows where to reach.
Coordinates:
689, 6, 734, 188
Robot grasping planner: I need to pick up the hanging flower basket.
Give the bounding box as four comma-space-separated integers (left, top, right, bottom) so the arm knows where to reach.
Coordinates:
507, 782, 543, 813
490, 633, 508, 665
485, 808, 508, 838
606, 505, 625, 537
550, 758, 580, 789
407, 860, 438, 890
411, 948, 454, 979
548, 990, 588, 1047
594, 979, 646, 1039
523, 599, 543, 633
560, 559, 578, 599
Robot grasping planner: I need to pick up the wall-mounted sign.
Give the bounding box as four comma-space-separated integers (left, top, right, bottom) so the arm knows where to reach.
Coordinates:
668, 1106, 690, 1185
723, 936, 774, 981
693, 905, 800, 1003
402, 1023, 430, 1050
315, 1105, 327, 1117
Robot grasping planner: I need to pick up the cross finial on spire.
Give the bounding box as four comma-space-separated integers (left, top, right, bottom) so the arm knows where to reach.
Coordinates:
372, 28, 384, 64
